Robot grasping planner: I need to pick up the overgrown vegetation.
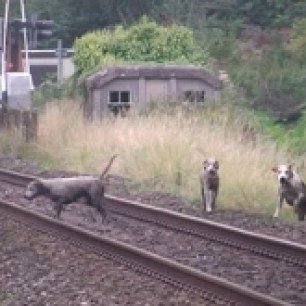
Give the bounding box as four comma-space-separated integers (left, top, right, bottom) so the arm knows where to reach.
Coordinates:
25, 1, 306, 47
30, 9, 306, 153
32, 75, 83, 107
288, 17, 306, 62
254, 110, 306, 155
203, 20, 306, 153
73, 17, 207, 76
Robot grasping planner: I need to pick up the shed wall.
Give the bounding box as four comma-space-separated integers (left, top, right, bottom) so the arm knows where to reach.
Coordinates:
176, 79, 219, 101
90, 76, 220, 118
145, 79, 170, 103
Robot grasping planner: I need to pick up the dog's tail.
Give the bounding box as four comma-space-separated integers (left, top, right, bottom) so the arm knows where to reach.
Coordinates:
100, 154, 118, 179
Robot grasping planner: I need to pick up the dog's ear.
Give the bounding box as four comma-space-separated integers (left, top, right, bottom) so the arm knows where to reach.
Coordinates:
271, 166, 278, 172
203, 160, 208, 168
214, 161, 219, 169
288, 164, 293, 171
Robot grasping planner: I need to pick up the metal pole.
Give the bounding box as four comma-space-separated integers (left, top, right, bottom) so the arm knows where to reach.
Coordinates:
57, 39, 63, 84
1, 0, 10, 106
20, 0, 33, 90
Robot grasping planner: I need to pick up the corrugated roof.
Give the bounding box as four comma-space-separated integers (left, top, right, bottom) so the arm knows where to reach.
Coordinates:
85, 65, 222, 90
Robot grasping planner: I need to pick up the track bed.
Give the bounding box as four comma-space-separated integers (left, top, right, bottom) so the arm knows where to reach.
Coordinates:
0, 216, 209, 305
1, 180, 305, 305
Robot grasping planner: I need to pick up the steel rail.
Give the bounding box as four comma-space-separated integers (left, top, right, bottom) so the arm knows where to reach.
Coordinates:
105, 195, 306, 267
0, 168, 306, 267
0, 198, 288, 306
0, 168, 35, 185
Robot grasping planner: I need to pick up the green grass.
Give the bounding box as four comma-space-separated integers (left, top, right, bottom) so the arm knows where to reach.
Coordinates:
254, 109, 306, 154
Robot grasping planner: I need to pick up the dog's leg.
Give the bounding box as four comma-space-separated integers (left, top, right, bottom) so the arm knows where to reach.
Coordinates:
97, 203, 107, 222
54, 201, 64, 219
211, 190, 217, 211
294, 196, 305, 221
294, 204, 305, 221
91, 196, 107, 223
201, 187, 206, 212
273, 193, 283, 218
298, 211, 305, 221
206, 190, 212, 213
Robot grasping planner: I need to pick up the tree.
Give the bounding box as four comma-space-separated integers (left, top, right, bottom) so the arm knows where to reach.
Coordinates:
26, 0, 163, 47
227, 0, 306, 28
25, 0, 306, 47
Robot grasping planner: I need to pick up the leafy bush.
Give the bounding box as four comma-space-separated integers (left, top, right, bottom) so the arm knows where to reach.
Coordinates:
32, 75, 83, 107
224, 44, 306, 118
288, 18, 306, 62
227, 0, 306, 28
255, 109, 306, 155
73, 16, 208, 75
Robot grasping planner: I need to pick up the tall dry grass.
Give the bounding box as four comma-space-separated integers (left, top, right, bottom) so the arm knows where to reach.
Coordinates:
33, 100, 305, 216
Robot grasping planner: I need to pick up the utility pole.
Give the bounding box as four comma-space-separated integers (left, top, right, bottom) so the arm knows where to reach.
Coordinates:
56, 39, 63, 83
1, 0, 10, 108
20, 0, 33, 89
1, 0, 33, 110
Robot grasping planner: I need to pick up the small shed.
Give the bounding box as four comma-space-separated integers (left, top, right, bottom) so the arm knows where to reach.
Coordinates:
84, 65, 222, 119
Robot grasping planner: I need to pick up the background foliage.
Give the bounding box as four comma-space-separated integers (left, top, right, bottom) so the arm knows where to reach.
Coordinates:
13, 0, 306, 153
25, 0, 306, 47
73, 17, 207, 75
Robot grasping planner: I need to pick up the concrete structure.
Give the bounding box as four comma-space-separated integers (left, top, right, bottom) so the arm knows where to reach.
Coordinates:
1, 51, 32, 109
7, 72, 32, 109
1, 49, 75, 102
84, 65, 222, 119
21, 49, 75, 87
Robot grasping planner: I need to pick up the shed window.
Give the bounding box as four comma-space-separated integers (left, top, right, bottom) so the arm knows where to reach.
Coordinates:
184, 90, 205, 103
110, 91, 120, 103
109, 91, 130, 104
120, 91, 130, 103
108, 90, 131, 116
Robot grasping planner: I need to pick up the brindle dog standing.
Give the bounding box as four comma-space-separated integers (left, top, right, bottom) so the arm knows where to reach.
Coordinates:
24, 155, 117, 220
200, 158, 219, 213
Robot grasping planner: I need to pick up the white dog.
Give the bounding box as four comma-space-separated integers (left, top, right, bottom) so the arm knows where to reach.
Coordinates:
272, 164, 306, 221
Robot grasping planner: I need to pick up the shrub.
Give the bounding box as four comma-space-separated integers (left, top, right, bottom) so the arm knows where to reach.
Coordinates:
32, 75, 83, 107
73, 16, 208, 76
288, 18, 306, 62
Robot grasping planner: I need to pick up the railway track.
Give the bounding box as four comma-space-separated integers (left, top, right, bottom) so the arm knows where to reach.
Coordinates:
0, 197, 287, 305
1, 168, 305, 268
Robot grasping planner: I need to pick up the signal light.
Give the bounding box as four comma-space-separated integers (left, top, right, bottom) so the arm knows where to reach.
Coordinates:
9, 18, 54, 41
9, 18, 54, 48
34, 20, 54, 30
10, 18, 32, 29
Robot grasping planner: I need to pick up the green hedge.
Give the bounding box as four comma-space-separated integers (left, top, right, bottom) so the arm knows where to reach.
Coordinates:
73, 16, 208, 75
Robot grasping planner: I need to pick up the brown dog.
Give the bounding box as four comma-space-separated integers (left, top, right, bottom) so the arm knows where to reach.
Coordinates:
24, 155, 117, 220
